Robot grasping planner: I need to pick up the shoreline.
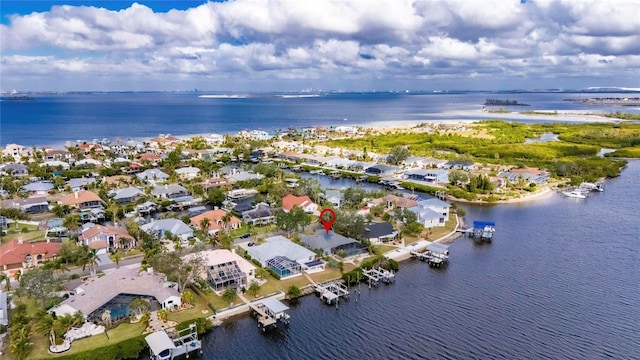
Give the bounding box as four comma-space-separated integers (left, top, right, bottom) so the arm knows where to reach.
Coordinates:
448, 186, 556, 205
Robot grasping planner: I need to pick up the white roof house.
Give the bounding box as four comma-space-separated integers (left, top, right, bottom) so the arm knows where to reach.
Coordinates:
136, 169, 169, 184
184, 249, 257, 291
40, 160, 70, 170
175, 166, 201, 179
409, 198, 450, 228
245, 235, 315, 267
141, 219, 194, 242
49, 266, 181, 321
74, 158, 103, 167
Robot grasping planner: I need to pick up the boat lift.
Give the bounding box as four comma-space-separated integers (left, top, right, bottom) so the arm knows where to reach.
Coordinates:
146, 322, 202, 360
315, 281, 350, 305
469, 220, 496, 242
250, 297, 290, 332
411, 242, 450, 267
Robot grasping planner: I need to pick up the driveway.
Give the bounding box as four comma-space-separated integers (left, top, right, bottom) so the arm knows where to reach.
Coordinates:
97, 253, 113, 267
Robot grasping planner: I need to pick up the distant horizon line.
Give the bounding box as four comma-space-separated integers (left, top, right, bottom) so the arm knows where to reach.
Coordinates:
3, 87, 640, 95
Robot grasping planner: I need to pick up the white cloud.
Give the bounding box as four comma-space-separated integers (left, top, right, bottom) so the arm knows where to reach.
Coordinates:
0, 0, 638, 91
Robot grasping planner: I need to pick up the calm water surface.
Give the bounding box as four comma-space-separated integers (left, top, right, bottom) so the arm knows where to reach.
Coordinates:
199, 161, 639, 360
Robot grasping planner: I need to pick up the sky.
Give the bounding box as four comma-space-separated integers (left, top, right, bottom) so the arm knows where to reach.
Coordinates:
1, 0, 639, 92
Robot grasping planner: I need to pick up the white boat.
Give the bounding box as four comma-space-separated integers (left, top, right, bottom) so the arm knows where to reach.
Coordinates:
580, 182, 604, 192
562, 189, 587, 199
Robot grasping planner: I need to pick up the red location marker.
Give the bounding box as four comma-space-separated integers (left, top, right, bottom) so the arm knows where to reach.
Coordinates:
319, 208, 336, 234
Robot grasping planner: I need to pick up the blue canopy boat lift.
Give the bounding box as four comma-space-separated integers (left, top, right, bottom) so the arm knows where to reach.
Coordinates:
469, 220, 496, 242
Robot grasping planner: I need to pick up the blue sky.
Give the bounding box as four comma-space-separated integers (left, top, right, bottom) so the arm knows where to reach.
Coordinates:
1, 0, 638, 92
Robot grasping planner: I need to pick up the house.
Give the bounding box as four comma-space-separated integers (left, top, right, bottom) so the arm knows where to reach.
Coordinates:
175, 166, 201, 179
370, 194, 418, 210
1, 196, 50, 214
136, 201, 157, 214
0, 163, 29, 176
300, 229, 368, 257
67, 177, 97, 192
244, 236, 316, 279
334, 126, 358, 134
141, 218, 194, 242
109, 187, 145, 204
59, 191, 104, 210
404, 169, 449, 184
185, 249, 256, 292
43, 149, 73, 162
365, 164, 399, 176
323, 189, 344, 208
364, 222, 398, 244
2, 143, 31, 161
443, 160, 475, 171
152, 184, 190, 200
137, 153, 162, 165
282, 194, 317, 214
136, 168, 169, 184
499, 168, 550, 185
0, 239, 61, 276
249, 130, 271, 140
242, 203, 278, 225
79, 224, 134, 254
74, 158, 103, 168
408, 198, 450, 228
228, 171, 264, 182
40, 160, 71, 170
403, 156, 447, 169
190, 209, 241, 235
277, 151, 304, 162
22, 181, 54, 195
201, 177, 234, 191
49, 266, 181, 323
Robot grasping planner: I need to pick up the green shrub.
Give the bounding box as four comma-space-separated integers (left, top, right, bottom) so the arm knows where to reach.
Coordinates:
176, 317, 213, 335
36, 335, 148, 360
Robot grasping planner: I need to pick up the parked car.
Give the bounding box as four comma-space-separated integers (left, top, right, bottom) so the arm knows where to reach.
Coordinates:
239, 233, 251, 239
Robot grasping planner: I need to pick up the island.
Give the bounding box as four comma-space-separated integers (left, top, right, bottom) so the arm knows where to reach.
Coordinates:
484, 98, 530, 106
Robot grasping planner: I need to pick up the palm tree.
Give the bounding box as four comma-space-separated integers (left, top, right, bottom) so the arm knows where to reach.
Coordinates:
181, 289, 195, 305
157, 309, 168, 323
63, 214, 80, 239
139, 311, 151, 327
35, 312, 60, 346
78, 246, 101, 278
221, 212, 232, 233
222, 287, 237, 306
199, 217, 211, 233
9, 325, 32, 360
101, 310, 112, 327
113, 252, 121, 269
247, 281, 260, 297
0, 273, 9, 291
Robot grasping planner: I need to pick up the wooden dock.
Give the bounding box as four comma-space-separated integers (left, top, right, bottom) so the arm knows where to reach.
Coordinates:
315, 281, 350, 304
362, 267, 396, 286
411, 242, 450, 268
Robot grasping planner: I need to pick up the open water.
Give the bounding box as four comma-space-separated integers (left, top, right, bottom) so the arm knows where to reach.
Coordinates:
199, 161, 640, 360
1, 91, 639, 148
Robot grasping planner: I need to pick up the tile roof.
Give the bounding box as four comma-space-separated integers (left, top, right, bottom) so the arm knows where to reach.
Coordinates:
0, 240, 61, 267
190, 210, 240, 231
282, 194, 314, 211
59, 191, 104, 206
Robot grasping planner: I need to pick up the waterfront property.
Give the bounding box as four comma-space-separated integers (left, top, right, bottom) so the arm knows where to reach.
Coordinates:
244, 235, 316, 279
404, 169, 449, 184
58, 190, 105, 210
363, 222, 398, 244
499, 167, 550, 185
300, 230, 368, 257
50, 266, 182, 323
365, 164, 399, 176
109, 186, 145, 204
408, 198, 450, 228
185, 249, 256, 292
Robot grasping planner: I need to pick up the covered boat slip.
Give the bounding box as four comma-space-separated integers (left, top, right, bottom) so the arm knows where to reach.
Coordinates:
145, 324, 201, 360
250, 297, 290, 331
411, 242, 450, 267
470, 220, 496, 241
